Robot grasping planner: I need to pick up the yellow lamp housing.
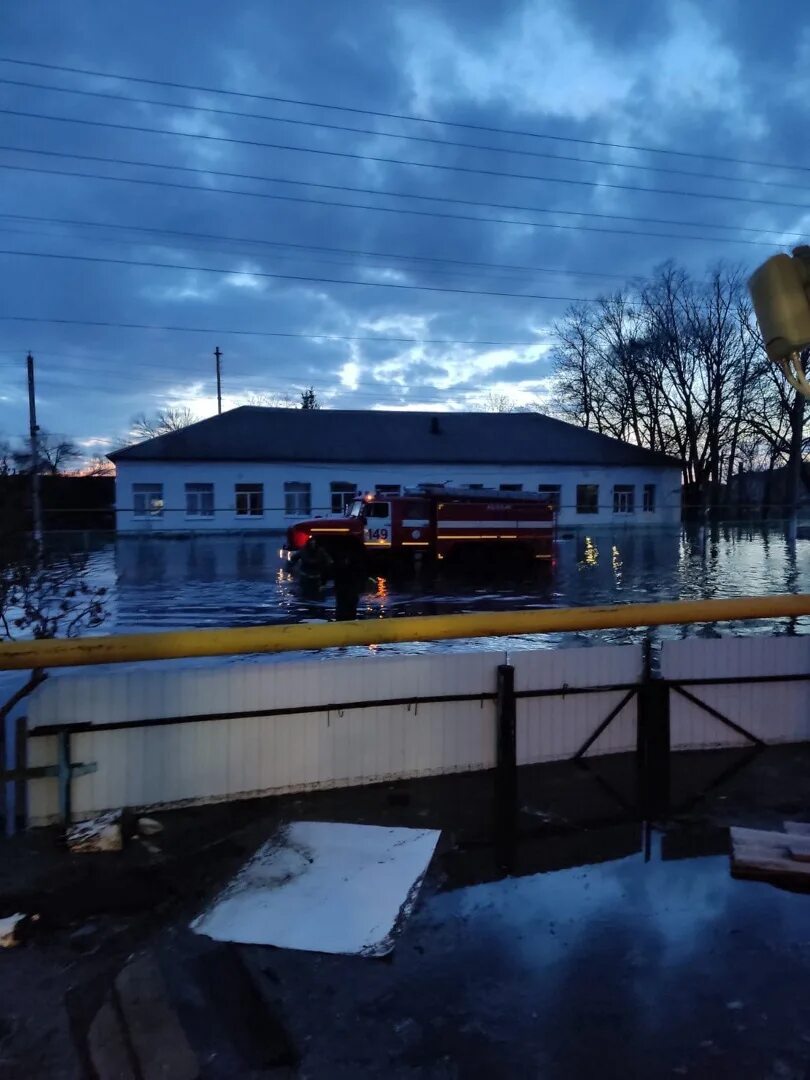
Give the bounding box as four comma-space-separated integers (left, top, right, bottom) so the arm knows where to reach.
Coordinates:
748, 251, 810, 397
748, 252, 810, 362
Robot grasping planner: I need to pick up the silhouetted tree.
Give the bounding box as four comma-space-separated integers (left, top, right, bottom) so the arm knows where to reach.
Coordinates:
79, 456, 116, 477
244, 391, 296, 408
550, 262, 805, 512
0, 438, 13, 475
13, 432, 81, 475
0, 524, 109, 721
131, 407, 198, 440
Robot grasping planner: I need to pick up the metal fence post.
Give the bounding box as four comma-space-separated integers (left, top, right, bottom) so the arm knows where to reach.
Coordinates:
495, 663, 517, 871
637, 636, 670, 821
57, 729, 73, 827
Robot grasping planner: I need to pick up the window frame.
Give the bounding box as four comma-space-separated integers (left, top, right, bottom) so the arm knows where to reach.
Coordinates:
642, 483, 656, 513
132, 482, 164, 518
499, 483, 523, 492
613, 484, 635, 514
284, 481, 311, 518
576, 483, 599, 515
330, 481, 357, 515
235, 483, 264, 518
537, 484, 561, 511
185, 482, 215, 518
375, 484, 401, 497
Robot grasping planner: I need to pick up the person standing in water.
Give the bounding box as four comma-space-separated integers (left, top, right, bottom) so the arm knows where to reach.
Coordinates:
290, 536, 333, 600
332, 548, 369, 621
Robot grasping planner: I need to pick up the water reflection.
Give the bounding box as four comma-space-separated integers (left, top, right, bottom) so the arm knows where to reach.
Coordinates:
100, 525, 810, 642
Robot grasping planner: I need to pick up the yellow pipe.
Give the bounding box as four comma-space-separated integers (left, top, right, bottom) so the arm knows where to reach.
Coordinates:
0, 594, 808, 671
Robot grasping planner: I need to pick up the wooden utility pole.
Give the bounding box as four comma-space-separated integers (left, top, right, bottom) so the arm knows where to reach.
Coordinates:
26, 352, 43, 542
214, 346, 222, 415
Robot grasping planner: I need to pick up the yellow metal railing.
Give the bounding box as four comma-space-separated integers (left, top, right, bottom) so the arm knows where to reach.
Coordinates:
0, 594, 808, 671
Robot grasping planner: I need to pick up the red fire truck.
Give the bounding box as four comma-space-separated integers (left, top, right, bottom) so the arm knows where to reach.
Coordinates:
286, 486, 556, 562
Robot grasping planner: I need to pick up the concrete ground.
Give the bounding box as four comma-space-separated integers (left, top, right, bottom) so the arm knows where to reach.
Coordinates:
3, 745, 810, 1078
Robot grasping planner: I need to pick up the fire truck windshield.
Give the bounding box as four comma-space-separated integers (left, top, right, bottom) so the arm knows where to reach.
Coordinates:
348, 499, 365, 518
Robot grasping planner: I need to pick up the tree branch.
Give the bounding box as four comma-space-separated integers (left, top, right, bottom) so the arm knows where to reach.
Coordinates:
0, 668, 47, 724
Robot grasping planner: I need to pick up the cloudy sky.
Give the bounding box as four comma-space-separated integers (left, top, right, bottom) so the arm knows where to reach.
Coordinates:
0, 0, 807, 458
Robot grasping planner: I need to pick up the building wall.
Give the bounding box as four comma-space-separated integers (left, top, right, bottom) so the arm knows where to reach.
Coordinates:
114, 459, 682, 532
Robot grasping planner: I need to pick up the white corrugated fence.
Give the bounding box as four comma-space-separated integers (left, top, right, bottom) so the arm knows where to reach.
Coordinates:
20, 635, 810, 824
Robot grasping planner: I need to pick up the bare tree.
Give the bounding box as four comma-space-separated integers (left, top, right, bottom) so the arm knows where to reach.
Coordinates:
0, 438, 13, 475
13, 432, 81, 475
481, 391, 520, 413
80, 456, 116, 477
244, 391, 296, 408
550, 262, 785, 513
549, 305, 606, 431
0, 527, 109, 721
131, 406, 198, 440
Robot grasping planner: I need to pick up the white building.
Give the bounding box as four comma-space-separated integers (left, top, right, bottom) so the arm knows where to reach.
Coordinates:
110, 407, 682, 532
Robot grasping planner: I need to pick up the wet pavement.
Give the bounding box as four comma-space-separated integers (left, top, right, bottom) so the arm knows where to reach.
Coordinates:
266, 845, 810, 1079
4, 745, 810, 1077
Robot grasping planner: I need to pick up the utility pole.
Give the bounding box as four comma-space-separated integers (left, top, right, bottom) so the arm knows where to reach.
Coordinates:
26, 352, 43, 542
214, 346, 222, 415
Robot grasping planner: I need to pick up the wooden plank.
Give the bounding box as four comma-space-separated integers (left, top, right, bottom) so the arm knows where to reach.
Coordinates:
730, 826, 810, 882
786, 837, 810, 863
114, 952, 199, 1080
783, 821, 810, 836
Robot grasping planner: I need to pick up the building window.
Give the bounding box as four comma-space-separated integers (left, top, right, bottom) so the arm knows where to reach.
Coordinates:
330, 481, 356, 515
375, 484, 401, 496
643, 484, 656, 512
613, 485, 635, 514
499, 483, 523, 492
463, 484, 484, 490
185, 483, 214, 517
235, 483, 263, 517
284, 481, 311, 517
576, 484, 599, 514
538, 484, 561, 511
132, 483, 163, 517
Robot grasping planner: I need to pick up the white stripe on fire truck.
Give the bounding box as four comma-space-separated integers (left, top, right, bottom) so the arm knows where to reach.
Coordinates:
437, 520, 553, 529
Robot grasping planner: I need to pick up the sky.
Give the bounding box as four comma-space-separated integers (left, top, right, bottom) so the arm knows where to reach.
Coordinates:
0, 0, 808, 460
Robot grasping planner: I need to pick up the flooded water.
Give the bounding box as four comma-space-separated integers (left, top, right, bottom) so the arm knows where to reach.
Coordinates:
68, 523, 810, 651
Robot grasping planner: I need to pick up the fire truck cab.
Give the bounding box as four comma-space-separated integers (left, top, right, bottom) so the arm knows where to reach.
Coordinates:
287, 486, 555, 563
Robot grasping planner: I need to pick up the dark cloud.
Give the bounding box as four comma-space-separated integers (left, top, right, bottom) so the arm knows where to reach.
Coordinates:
0, 0, 806, 452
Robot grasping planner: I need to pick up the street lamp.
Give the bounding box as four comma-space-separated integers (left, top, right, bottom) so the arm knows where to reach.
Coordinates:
748, 247, 810, 398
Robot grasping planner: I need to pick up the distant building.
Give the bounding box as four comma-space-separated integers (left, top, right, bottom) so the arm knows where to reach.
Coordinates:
109, 407, 682, 532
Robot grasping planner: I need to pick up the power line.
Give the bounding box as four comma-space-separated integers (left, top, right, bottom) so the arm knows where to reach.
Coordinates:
0, 315, 544, 346
0, 212, 631, 282
2, 54, 807, 176
0, 221, 616, 288
4, 143, 794, 240
0, 247, 606, 303
0, 78, 804, 194
0, 159, 788, 250
4, 107, 809, 216
1, 142, 800, 243
0, 355, 529, 408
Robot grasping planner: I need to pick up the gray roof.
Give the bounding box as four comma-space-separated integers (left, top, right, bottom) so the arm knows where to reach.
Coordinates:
109, 407, 681, 469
